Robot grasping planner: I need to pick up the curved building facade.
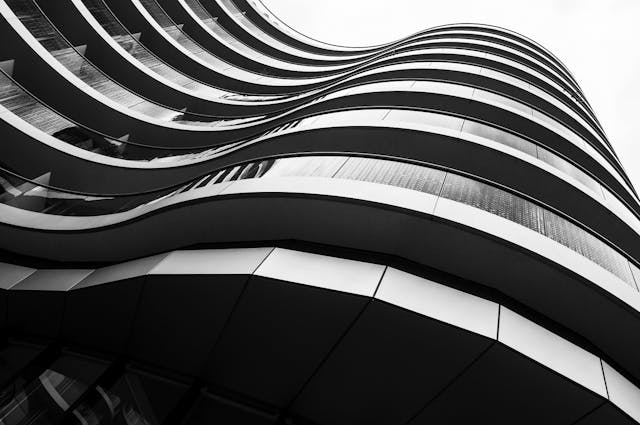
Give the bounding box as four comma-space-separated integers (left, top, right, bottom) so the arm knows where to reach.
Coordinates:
0, 0, 639, 424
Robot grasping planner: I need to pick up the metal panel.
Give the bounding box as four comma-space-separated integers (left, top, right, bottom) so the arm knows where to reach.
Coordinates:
254, 248, 385, 296
73, 252, 168, 289
376, 267, 499, 339
11, 269, 93, 291
498, 307, 607, 397
602, 362, 640, 423
150, 247, 273, 275
0, 261, 36, 289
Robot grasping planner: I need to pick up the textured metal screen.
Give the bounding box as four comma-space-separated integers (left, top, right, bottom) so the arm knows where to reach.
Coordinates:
260, 156, 347, 178
440, 173, 635, 285
384, 110, 464, 132
334, 157, 446, 195
473, 89, 533, 116
461, 120, 537, 156
6, 0, 69, 50
312, 109, 390, 127
0, 71, 74, 135
536, 148, 602, 195
460, 118, 603, 199
542, 210, 635, 285
440, 173, 545, 233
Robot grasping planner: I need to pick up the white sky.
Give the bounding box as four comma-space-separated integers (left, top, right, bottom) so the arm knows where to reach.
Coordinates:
262, 0, 640, 189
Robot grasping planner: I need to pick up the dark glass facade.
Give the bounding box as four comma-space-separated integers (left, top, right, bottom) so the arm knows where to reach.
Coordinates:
0, 0, 639, 423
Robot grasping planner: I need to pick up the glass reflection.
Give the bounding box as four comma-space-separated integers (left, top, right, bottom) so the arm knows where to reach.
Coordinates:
0, 354, 105, 425
0, 350, 187, 425
75, 370, 186, 425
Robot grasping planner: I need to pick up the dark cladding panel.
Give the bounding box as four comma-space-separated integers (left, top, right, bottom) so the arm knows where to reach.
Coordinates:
203, 275, 370, 407
63, 276, 145, 354
408, 344, 602, 425
292, 301, 493, 425
0, 343, 43, 387
183, 393, 276, 425
7, 269, 92, 338
575, 403, 638, 425
127, 274, 248, 376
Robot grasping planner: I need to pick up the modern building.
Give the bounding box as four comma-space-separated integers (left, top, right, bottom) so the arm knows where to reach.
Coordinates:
0, 0, 638, 423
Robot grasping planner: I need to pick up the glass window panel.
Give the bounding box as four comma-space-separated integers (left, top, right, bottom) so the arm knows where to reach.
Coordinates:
0, 353, 107, 425
74, 370, 188, 425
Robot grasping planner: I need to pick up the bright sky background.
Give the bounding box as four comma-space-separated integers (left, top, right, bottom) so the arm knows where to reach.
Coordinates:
262, 0, 640, 189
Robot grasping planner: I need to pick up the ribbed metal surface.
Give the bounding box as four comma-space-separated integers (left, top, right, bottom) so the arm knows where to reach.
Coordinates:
542, 209, 635, 285
440, 173, 545, 233
334, 156, 446, 195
